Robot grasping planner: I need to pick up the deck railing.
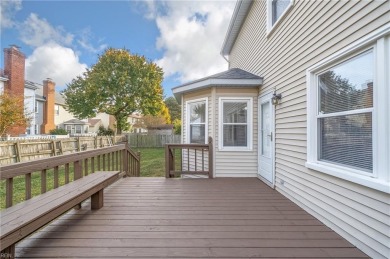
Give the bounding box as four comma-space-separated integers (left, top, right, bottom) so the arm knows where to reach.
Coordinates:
0, 143, 140, 209
165, 137, 213, 178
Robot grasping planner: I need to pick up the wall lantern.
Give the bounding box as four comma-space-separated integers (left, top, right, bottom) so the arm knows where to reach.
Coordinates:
271, 92, 282, 105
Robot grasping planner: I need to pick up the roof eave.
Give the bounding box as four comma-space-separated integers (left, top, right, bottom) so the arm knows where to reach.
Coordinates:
173, 78, 263, 102
220, 0, 253, 57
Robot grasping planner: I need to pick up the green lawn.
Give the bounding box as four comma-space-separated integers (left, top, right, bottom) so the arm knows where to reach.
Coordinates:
136, 148, 165, 177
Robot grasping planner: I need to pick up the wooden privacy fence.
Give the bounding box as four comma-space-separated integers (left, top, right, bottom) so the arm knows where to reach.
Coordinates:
0, 135, 127, 165
0, 143, 140, 209
128, 134, 180, 148
165, 137, 213, 178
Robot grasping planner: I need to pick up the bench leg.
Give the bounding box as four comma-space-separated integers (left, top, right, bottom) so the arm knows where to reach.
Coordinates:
91, 190, 103, 210
1, 244, 15, 258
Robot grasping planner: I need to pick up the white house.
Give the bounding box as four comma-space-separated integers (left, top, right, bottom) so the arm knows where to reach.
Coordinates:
173, 1, 389, 258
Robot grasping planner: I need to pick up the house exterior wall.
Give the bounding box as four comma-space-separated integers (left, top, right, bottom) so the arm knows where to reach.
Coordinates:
24, 87, 36, 135
182, 87, 259, 177
228, 1, 389, 258
55, 104, 76, 129
35, 100, 44, 134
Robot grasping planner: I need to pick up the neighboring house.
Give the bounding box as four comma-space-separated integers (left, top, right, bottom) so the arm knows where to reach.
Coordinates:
0, 69, 8, 93
24, 80, 39, 135
173, 1, 389, 258
128, 112, 147, 133
147, 124, 174, 135
88, 118, 103, 133
63, 119, 89, 134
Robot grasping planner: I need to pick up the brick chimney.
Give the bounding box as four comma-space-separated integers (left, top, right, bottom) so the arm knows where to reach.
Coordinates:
41, 78, 56, 134
4, 45, 26, 136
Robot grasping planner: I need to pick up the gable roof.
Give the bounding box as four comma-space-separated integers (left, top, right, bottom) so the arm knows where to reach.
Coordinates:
221, 0, 252, 57
172, 68, 262, 101
88, 119, 102, 126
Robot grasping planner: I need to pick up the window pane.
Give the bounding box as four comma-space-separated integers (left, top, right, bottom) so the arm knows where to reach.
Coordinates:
223, 102, 247, 123
320, 113, 372, 172
190, 125, 205, 144
272, 0, 290, 25
189, 102, 206, 123
319, 50, 373, 114
223, 125, 247, 147
261, 102, 271, 157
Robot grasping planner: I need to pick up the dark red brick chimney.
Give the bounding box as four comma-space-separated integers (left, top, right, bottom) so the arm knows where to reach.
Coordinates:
4, 45, 26, 136
41, 78, 56, 134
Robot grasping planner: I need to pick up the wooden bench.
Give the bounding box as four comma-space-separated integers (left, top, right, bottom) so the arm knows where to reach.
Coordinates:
0, 171, 120, 257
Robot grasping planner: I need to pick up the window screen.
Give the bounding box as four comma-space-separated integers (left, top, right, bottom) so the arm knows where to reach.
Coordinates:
272, 0, 291, 25
222, 101, 248, 147
188, 101, 206, 144
317, 50, 373, 172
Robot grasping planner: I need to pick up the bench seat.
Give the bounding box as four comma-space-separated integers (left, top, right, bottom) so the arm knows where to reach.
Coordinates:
0, 171, 120, 255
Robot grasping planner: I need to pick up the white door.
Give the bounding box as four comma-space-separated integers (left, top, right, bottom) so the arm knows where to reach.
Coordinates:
258, 93, 275, 186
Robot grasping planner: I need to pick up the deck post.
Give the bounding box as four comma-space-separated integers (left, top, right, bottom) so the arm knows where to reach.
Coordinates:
122, 148, 128, 176
165, 145, 170, 178
208, 137, 213, 178
91, 190, 104, 210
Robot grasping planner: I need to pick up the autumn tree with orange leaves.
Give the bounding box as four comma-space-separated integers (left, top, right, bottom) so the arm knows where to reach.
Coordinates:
0, 92, 31, 136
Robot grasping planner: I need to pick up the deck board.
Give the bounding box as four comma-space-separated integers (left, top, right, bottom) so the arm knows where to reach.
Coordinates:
15, 177, 368, 258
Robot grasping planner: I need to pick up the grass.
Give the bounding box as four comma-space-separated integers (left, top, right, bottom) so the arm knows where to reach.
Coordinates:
136, 147, 165, 177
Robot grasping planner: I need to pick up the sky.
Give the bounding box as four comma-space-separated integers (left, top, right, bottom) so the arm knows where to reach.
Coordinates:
0, 0, 236, 97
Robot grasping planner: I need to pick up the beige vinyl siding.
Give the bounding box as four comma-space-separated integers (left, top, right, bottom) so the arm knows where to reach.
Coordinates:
228, 0, 389, 258
214, 88, 258, 177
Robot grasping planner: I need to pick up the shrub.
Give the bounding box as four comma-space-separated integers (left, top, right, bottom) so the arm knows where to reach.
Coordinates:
97, 126, 115, 136
49, 128, 68, 135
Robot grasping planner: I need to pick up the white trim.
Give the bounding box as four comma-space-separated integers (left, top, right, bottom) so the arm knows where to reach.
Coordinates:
306, 26, 390, 193
317, 108, 373, 118
258, 92, 275, 187
173, 78, 263, 100
185, 98, 208, 145
267, 0, 294, 36
218, 97, 253, 151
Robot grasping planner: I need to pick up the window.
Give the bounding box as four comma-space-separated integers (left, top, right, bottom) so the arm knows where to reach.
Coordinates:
35, 101, 38, 113
75, 125, 82, 134
186, 98, 207, 144
267, 0, 293, 33
66, 125, 72, 134
307, 27, 390, 193
219, 98, 252, 151
55, 105, 60, 115
35, 124, 39, 135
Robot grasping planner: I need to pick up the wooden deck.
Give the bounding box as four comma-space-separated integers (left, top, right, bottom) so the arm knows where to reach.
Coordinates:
16, 177, 368, 258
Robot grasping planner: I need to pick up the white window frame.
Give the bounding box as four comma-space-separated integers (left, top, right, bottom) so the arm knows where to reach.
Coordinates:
186, 98, 208, 144
306, 25, 390, 193
55, 105, 60, 116
267, 0, 294, 35
219, 97, 253, 152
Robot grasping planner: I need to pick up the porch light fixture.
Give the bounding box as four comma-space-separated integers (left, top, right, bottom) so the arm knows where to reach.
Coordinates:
271, 92, 282, 105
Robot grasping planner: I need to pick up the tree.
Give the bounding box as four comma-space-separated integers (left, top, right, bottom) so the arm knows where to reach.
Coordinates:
164, 96, 181, 122
173, 119, 181, 135
135, 115, 166, 129
63, 48, 165, 134
0, 92, 31, 137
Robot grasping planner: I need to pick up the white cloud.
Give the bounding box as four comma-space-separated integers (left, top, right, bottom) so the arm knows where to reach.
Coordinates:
25, 43, 87, 90
144, 1, 235, 83
0, 0, 22, 29
19, 13, 74, 47
77, 27, 107, 53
